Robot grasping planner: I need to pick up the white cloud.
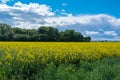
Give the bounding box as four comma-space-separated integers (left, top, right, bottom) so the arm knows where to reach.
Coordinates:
104, 31, 118, 36
61, 9, 67, 15
0, 1, 54, 16
85, 31, 100, 35
13, 21, 41, 29
0, 0, 10, 4
44, 14, 120, 27
0, 4, 10, 11
108, 17, 120, 27
62, 3, 67, 6
13, 1, 55, 16
0, 2, 120, 29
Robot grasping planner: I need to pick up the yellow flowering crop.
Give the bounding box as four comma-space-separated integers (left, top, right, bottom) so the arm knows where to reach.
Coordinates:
0, 42, 120, 79
0, 42, 120, 65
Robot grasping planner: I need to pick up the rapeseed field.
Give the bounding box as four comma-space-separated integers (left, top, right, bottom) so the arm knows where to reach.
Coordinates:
0, 42, 120, 80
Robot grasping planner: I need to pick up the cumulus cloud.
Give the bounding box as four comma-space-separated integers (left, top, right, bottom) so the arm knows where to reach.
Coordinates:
0, 2, 120, 40
0, 2, 120, 28
14, 2, 54, 16
0, 1, 54, 16
0, 0, 10, 4
104, 31, 118, 36
85, 31, 100, 35
43, 14, 120, 28
0, 1, 55, 28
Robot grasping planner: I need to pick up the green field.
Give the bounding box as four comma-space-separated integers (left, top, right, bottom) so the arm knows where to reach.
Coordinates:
0, 42, 120, 80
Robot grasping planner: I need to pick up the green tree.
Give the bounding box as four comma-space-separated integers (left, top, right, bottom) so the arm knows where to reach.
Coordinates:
38, 26, 59, 41
0, 23, 14, 41
84, 36, 91, 42
74, 32, 84, 41
38, 26, 49, 34
48, 27, 59, 41
13, 34, 30, 41
0, 23, 91, 42
12, 28, 26, 34
60, 30, 84, 42
0, 23, 11, 35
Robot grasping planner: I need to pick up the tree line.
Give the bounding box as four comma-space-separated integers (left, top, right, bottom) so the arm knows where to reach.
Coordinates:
0, 23, 91, 42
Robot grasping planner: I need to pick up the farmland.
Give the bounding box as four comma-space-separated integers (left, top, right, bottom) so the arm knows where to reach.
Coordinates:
0, 42, 120, 80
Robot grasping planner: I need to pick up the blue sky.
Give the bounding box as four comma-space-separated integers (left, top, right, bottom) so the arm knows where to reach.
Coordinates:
7, 0, 120, 17
0, 0, 120, 40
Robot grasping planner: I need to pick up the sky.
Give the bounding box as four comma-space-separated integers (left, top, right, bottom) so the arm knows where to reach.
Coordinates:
0, 0, 120, 41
